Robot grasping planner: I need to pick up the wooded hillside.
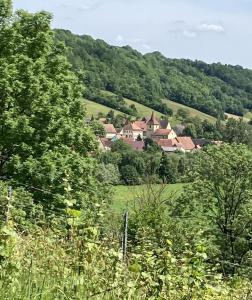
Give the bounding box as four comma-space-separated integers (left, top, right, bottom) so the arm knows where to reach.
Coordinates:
55, 29, 252, 118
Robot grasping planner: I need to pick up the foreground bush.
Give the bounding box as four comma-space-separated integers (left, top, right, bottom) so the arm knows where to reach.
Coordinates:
0, 226, 251, 300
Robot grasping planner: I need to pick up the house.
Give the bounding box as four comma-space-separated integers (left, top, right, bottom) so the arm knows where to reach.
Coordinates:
122, 122, 143, 140
121, 138, 145, 152
133, 120, 148, 137
98, 138, 113, 151
176, 137, 196, 152
158, 139, 184, 152
97, 112, 197, 153
103, 123, 117, 139
152, 129, 177, 140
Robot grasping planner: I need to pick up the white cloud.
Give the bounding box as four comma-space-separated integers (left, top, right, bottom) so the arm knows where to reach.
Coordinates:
198, 23, 225, 32
182, 30, 197, 38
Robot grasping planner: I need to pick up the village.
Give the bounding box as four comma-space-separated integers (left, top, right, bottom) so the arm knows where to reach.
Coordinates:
97, 112, 213, 153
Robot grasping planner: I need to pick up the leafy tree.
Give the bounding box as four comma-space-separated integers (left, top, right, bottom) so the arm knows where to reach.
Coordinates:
120, 151, 146, 176
120, 165, 141, 185
222, 118, 252, 145
89, 120, 105, 137
110, 140, 132, 153
176, 108, 190, 120
159, 152, 177, 183
96, 163, 120, 185
0, 3, 107, 216
182, 144, 252, 276
144, 138, 162, 152
183, 124, 197, 138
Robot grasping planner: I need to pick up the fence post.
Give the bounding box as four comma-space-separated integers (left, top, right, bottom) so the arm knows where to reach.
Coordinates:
6, 185, 12, 224
122, 211, 128, 262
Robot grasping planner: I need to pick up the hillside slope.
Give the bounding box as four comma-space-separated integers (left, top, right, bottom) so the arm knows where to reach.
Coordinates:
55, 29, 252, 118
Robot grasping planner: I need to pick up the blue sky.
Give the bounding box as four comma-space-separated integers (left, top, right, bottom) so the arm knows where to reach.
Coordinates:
13, 0, 252, 68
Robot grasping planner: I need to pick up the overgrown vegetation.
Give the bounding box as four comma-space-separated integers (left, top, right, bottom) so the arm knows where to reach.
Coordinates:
0, 1, 251, 299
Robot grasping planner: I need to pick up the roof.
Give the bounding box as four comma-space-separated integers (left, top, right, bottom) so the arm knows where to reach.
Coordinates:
123, 139, 145, 152
152, 129, 172, 136
176, 136, 195, 150
123, 122, 143, 131
157, 139, 182, 148
133, 121, 147, 131
159, 119, 170, 129
147, 112, 159, 125
99, 138, 112, 148
103, 123, 117, 134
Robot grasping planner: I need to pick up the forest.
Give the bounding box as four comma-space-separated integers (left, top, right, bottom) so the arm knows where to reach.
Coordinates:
55, 29, 252, 118
0, 1, 252, 299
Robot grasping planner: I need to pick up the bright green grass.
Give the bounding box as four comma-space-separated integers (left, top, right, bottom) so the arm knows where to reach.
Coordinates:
163, 99, 216, 124
111, 183, 184, 212
124, 98, 165, 118
83, 98, 123, 117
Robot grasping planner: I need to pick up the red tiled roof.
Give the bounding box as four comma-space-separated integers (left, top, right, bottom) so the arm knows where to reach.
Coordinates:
123, 122, 142, 131
147, 112, 159, 125
152, 129, 172, 136
123, 140, 145, 151
99, 138, 112, 148
133, 121, 147, 131
176, 136, 195, 150
157, 139, 183, 148
103, 123, 117, 134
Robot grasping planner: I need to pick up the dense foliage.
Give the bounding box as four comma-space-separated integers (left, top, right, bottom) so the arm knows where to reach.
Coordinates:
55, 29, 252, 118
0, 2, 251, 299
0, 1, 109, 219
177, 144, 252, 277
100, 143, 193, 185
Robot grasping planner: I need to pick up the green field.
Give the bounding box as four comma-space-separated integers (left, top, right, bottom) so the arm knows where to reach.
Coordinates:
111, 184, 184, 212
83, 98, 123, 117
124, 98, 165, 119
83, 89, 218, 123
163, 99, 217, 124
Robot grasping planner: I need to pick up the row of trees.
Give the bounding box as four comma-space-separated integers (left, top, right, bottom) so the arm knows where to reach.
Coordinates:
181, 115, 252, 146
99, 140, 194, 185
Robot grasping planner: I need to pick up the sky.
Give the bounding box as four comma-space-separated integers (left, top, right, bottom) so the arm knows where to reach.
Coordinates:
13, 0, 252, 69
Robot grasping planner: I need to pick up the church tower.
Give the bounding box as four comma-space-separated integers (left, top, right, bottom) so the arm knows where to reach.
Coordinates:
147, 112, 159, 137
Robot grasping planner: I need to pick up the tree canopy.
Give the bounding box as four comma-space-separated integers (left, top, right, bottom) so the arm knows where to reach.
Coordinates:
0, 4, 106, 216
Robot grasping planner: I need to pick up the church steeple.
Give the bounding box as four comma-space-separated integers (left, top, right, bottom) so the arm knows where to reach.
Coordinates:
147, 112, 159, 125
147, 112, 160, 137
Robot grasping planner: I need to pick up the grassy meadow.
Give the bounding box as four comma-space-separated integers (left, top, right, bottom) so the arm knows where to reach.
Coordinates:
83, 98, 123, 117
124, 98, 165, 118
111, 183, 184, 212
163, 99, 217, 124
